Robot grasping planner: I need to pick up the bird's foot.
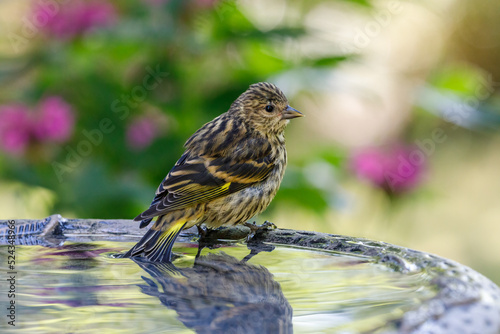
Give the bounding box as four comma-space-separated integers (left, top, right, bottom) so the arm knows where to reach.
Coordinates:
244, 221, 276, 242
244, 220, 276, 233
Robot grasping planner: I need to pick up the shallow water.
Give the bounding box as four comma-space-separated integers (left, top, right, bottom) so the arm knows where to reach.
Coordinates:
0, 241, 435, 333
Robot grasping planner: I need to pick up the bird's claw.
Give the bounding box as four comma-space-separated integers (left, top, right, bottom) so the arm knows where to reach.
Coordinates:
244, 220, 276, 232
244, 221, 276, 242
261, 220, 277, 230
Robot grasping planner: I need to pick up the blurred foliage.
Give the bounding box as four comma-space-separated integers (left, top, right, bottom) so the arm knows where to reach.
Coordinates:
416, 63, 500, 130
1, 0, 499, 223
0, 0, 352, 219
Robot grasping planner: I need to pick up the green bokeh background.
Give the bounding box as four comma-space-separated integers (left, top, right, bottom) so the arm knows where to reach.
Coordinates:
1, 0, 500, 285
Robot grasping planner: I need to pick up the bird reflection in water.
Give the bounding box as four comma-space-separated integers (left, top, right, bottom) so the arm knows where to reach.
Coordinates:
132, 244, 293, 334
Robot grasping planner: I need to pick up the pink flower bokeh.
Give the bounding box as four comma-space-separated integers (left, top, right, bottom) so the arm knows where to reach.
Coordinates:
350, 145, 426, 194
33, 96, 75, 142
34, 0, 117, 39
126, 116, 160, 151
0, 105, 32, 155
0, 96, 75, 156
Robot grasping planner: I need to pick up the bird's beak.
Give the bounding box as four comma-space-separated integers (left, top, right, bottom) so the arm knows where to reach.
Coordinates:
282, 105, 304, 120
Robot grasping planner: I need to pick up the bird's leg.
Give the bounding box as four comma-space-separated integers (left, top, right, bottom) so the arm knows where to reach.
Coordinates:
197, 224, 208, 239
195, 225, 209, 259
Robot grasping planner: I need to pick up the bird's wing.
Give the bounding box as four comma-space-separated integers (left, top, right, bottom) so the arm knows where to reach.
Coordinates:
135, 141, 274, 221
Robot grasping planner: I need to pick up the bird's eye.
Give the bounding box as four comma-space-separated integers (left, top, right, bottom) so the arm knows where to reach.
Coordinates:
265, 105, 274, 112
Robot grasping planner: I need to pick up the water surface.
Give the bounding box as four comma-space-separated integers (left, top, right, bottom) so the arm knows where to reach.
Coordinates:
0, 241, 435, 333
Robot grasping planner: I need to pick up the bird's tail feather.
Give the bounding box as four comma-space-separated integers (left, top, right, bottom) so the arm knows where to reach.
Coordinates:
122, 220, 186, 262
139, 218, 153, 229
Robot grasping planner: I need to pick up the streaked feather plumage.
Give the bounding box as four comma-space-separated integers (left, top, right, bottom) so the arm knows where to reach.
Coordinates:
123, 82, 303, 262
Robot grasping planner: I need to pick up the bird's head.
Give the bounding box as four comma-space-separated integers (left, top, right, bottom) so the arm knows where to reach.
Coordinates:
232, 82, 303, 135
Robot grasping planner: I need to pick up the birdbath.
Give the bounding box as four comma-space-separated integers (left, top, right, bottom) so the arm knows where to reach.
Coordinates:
1, 214, 499, 334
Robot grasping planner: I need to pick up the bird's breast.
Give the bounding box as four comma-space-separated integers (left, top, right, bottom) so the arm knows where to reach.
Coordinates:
201, 147, 287, 228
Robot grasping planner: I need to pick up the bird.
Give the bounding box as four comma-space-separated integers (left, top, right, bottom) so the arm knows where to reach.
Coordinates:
123, 82, 303, 262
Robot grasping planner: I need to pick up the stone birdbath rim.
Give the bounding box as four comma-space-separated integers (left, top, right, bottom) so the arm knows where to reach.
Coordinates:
1, 214, 499, 334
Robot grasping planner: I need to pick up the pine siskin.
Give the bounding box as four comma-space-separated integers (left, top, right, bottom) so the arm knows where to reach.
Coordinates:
123, 82, 303, 262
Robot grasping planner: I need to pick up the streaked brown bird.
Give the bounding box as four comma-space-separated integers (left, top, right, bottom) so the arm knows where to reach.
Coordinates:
123, 82, 303, 262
